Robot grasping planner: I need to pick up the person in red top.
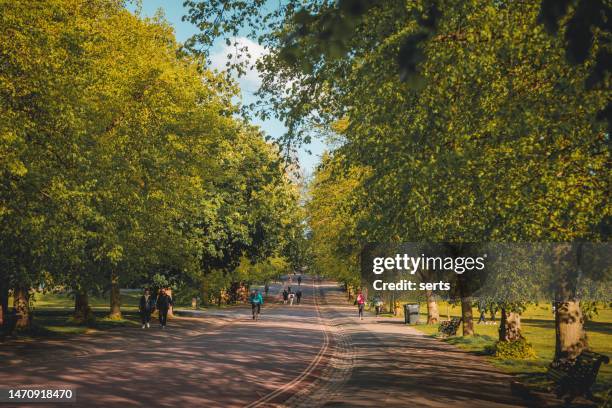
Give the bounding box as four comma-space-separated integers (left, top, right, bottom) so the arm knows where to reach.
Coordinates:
356, 290, 366, 320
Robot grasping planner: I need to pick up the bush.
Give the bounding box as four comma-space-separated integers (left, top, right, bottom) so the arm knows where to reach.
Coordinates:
486, 338, 538, 359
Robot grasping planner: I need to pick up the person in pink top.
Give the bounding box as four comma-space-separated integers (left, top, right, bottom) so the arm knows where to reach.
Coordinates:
356, 290, 366, 320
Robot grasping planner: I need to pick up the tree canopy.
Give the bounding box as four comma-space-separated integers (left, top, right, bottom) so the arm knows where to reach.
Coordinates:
0, 0, 303, 324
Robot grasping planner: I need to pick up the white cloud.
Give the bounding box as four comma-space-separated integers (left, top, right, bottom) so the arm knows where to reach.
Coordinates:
209, 36, 267, 94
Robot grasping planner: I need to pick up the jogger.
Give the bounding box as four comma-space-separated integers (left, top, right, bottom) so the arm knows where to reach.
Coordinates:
357, 290, 366, 320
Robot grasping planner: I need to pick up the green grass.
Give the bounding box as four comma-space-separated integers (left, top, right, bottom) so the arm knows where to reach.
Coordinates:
27, 291, 141, 310
5, 291, 143, 339
408, 301, 612, 396
10, 310, 141, 339
6, 289, 247, 340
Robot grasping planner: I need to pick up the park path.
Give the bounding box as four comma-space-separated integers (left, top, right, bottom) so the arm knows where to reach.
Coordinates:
0, 280, 327, 408
0, 279, 537, 408
301, 283, 528, 408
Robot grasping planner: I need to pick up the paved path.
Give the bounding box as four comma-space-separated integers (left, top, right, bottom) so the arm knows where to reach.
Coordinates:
308, 283, 526, 408
0, 280, 325, 407
0, 279, 535, 407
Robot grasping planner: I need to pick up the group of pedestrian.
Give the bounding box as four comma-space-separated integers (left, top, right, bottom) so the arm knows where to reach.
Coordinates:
245, 275, 309, 322
138, 288, 174, 329
282, 287, 302, 305
355, 291, 388, 320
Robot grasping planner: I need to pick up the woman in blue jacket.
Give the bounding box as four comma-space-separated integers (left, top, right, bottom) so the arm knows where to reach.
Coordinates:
249, 289, 263, 320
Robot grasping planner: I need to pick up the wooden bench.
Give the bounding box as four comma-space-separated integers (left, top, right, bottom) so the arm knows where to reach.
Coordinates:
548, 350, 610, 403
438, 317, 462, 336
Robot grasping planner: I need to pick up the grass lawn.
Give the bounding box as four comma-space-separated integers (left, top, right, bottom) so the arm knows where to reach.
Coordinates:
403, 301, 612, 397
29, 290, 142, 310
5, 289, 248, 339
20, 310, 141, 338
6, 291, 144, 339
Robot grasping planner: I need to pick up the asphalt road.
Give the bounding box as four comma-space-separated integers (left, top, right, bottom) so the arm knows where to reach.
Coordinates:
0, 278, 534, 408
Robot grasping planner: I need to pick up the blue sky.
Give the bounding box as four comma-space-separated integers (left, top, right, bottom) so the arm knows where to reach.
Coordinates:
126, 0, 326, 177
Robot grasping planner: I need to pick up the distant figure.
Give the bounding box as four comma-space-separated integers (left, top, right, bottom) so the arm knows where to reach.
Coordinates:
296, 289, 302, 305
356, 290, 366, 320
139, 288, 155, 329
297, 276, 302, 286
264, 284, 269, 296
282, 289, 289, 304
156, 288, 174, 328
477, 300, 487, 324
478, 310, 486, 323
373, 295, 383, 316
288, 289, 295, 306
249, 289, 263, 320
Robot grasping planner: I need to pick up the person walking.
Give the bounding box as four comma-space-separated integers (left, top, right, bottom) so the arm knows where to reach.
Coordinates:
282, 289, 289, 304
156, 288, 173, 328
297, 275, 302, 286
356, 290, 366, 320
373, 294, 383, 316
296, 289, 302, 305
288, 288, 295, 306
249, 289, 263, 320
477, 300, 487, 324
264, 283, 269, 296
139, 288, 155, 329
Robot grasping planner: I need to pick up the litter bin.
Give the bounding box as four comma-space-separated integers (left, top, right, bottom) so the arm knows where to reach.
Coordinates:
404, 304, 420, 325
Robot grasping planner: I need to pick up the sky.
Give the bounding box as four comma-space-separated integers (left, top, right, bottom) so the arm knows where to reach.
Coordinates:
126, 0, 327, 177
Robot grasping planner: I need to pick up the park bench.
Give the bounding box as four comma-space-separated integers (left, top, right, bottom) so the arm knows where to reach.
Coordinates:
548, 350, 610, 403
438, 317, 462, 337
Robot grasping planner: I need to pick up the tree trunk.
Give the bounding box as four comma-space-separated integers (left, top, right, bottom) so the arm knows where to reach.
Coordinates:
461, 297, 474, 336
0, 280, 8, 326
455, 265, 474, 335
553, 243, 587, 361
499, 307, 523, 341
555, 300, 588, 360
166, 287, 174, 317
426, 290, 439, 324
74, 290, 92, 324
13, 286, 30, 329
109, 271, 122, 319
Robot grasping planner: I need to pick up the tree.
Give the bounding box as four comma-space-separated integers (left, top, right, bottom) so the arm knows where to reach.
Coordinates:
0, 0, 302, 329
307, 153, 369, 295
185, 1, 609, 350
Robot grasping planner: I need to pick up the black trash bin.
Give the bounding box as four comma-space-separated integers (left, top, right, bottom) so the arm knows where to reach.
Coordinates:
403, 304, 420, 325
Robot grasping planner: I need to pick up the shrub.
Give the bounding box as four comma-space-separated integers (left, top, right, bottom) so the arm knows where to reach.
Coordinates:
486, 338, 538, 359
